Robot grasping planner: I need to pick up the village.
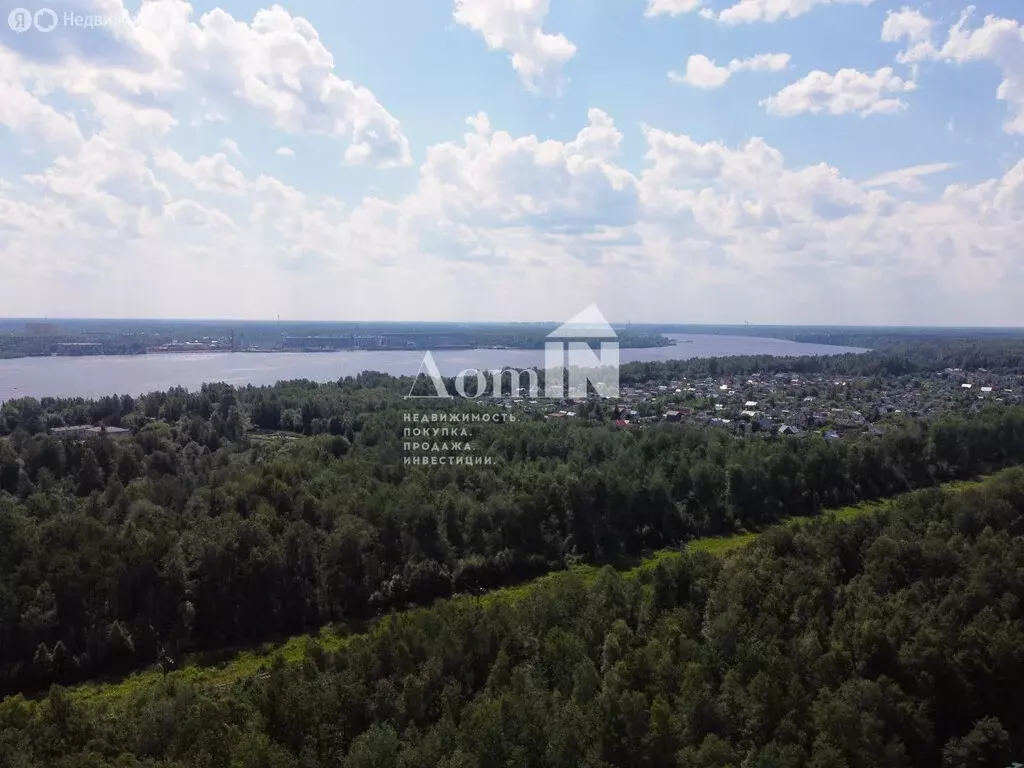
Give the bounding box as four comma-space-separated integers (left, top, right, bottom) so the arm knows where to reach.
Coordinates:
521, 368, 1024, 440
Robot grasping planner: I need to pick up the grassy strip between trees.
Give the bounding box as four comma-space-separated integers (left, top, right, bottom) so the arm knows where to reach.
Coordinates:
25, 470, 1008, 712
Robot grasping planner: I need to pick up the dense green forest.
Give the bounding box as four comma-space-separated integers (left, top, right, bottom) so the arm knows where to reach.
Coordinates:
639, 324, 1024, 346
2, 374, 1024, 694
4, 467, 1024, 767
619, 340, 1024, 380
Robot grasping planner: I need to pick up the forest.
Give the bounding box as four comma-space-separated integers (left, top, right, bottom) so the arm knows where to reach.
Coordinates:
0, 320, 671, 359
3, 466, 1024, 767
619, 339, 1024, 380
2, 371, 1024, 695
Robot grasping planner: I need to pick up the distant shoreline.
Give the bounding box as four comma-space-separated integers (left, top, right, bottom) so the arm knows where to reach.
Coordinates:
0, 340, 684, 361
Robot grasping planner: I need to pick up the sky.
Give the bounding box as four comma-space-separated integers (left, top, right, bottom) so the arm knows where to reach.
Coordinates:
0, 0, 1022, 325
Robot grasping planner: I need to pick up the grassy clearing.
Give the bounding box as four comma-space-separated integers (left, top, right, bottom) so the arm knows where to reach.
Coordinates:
10, 469, 1010, 710
66, 625, 351, 709
687, 532, 760, 556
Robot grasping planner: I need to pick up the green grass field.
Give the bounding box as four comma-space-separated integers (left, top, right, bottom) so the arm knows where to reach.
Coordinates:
7, 469, 1009, 711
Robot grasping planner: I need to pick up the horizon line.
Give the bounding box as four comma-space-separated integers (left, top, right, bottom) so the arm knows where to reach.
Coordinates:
5, 317, 1024, 330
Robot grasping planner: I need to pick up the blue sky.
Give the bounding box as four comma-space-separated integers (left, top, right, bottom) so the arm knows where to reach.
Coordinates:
1, 0, 1023, 323
122, 0, 1017, 193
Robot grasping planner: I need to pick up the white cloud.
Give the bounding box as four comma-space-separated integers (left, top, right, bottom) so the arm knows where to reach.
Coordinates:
154, 151, 248, 195
862, 162, 959, 192
0, 0, 411, 313
715, 0, 876, 25
453, 0, 577, 93
411, 109, 638, 242
645, 0, 705, 16
25, 134, 171, 218
671, 56, 732, 89
159, 3, 412, 166
637, 127, 881, 241
670, 53, 791, 89
165, 199, 240, 233
762, 67, 916, 116
276, 146, 296, 158
2, 104, 1024, 322
635, 125, 1024, 317
0, 54, 85, 153
884, 7, 1024, 135
4, 0, 411, 167
2, 1, 1024, 324
881, 8, 934, 51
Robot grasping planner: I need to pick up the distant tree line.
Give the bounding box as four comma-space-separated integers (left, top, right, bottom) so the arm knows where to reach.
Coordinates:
0, 335, 149, 359
620, 338, 1024, 379
0, 324, 671, 359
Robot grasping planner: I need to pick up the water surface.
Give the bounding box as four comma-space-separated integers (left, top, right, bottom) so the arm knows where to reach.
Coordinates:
0, 334, 867, 401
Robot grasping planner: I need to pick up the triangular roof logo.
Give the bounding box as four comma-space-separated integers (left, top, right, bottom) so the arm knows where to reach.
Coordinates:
547, 305, 617, 339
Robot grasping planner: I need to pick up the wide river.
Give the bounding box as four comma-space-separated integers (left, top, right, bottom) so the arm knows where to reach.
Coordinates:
0, 334, 867, 401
